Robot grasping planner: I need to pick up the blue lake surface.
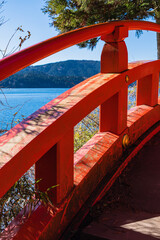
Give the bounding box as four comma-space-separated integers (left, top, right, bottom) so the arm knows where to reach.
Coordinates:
0, 86, 159, 133
0, 88, 68, 131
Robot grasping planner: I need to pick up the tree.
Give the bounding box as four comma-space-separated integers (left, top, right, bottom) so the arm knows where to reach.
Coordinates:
152, 1, 160, 59
42, 0, 160, 57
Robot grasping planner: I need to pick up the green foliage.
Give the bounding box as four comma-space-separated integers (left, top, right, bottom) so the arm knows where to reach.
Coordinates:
0, 169, 35, 231
42, 0, 159, 49
0, 167, 58, 232
74, 108, 99, 152
128, 83, 136, 109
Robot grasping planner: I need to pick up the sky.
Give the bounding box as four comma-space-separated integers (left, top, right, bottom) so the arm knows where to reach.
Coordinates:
0, 0, 158, 66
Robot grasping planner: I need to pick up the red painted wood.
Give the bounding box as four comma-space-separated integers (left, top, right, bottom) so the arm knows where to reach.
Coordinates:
93, 124, 160, 205
100, 87, 128, 134
0, 21, 160, 240
35, 136, 74, 204
101, 41, 128, 73
56, 129, 74, 202
101, 26, 128, 42
35, 144, 57, 203
0, 61, 160, 198
101, 26, 128, 73
34, 129, 74, 204
2, 103, 159, 240
100, 26, 128, 134
41, 104, 160, 240
0, 202, 52, 240
0, 21, 159, 82
137, 72, 159, 106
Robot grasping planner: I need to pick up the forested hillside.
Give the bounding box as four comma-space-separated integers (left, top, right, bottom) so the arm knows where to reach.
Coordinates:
1, 60, 100, 88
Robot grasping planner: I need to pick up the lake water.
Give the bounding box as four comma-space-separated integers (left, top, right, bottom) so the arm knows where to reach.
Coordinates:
0, 88, 68, 132
1, 85, 158, 133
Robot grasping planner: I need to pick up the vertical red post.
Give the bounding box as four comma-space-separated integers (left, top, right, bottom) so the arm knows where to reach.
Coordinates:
35, 129, 74, 204
100, 26, 128, 135
100, 87, 128, 134
137, 72, 159, 106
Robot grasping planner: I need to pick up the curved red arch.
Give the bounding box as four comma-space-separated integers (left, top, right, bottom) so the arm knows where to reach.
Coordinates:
0, 60, 159, 198
0, 20, 160, 239
0, 20, 159, 82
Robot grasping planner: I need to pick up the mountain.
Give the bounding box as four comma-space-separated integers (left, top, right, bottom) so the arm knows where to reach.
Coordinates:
30, 60, 100, 78
1, 60, 100, 88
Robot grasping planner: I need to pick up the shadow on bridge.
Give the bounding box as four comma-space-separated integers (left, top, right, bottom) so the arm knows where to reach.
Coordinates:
75, 131, 160, 240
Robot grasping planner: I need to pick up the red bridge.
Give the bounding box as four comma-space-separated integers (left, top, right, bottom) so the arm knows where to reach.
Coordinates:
0, 20, 160, 239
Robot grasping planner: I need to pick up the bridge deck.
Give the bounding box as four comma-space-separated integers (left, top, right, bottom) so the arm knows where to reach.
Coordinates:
0, 21, 160, 240
73, 130, 160, 240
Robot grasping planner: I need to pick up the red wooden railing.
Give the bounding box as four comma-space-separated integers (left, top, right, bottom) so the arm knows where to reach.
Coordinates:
0, 21, 160, 240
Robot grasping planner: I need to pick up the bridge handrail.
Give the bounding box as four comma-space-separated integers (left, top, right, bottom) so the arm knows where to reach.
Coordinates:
0, 60, 160, 200
0, 20, 160, 238
0, 20, 160, 81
